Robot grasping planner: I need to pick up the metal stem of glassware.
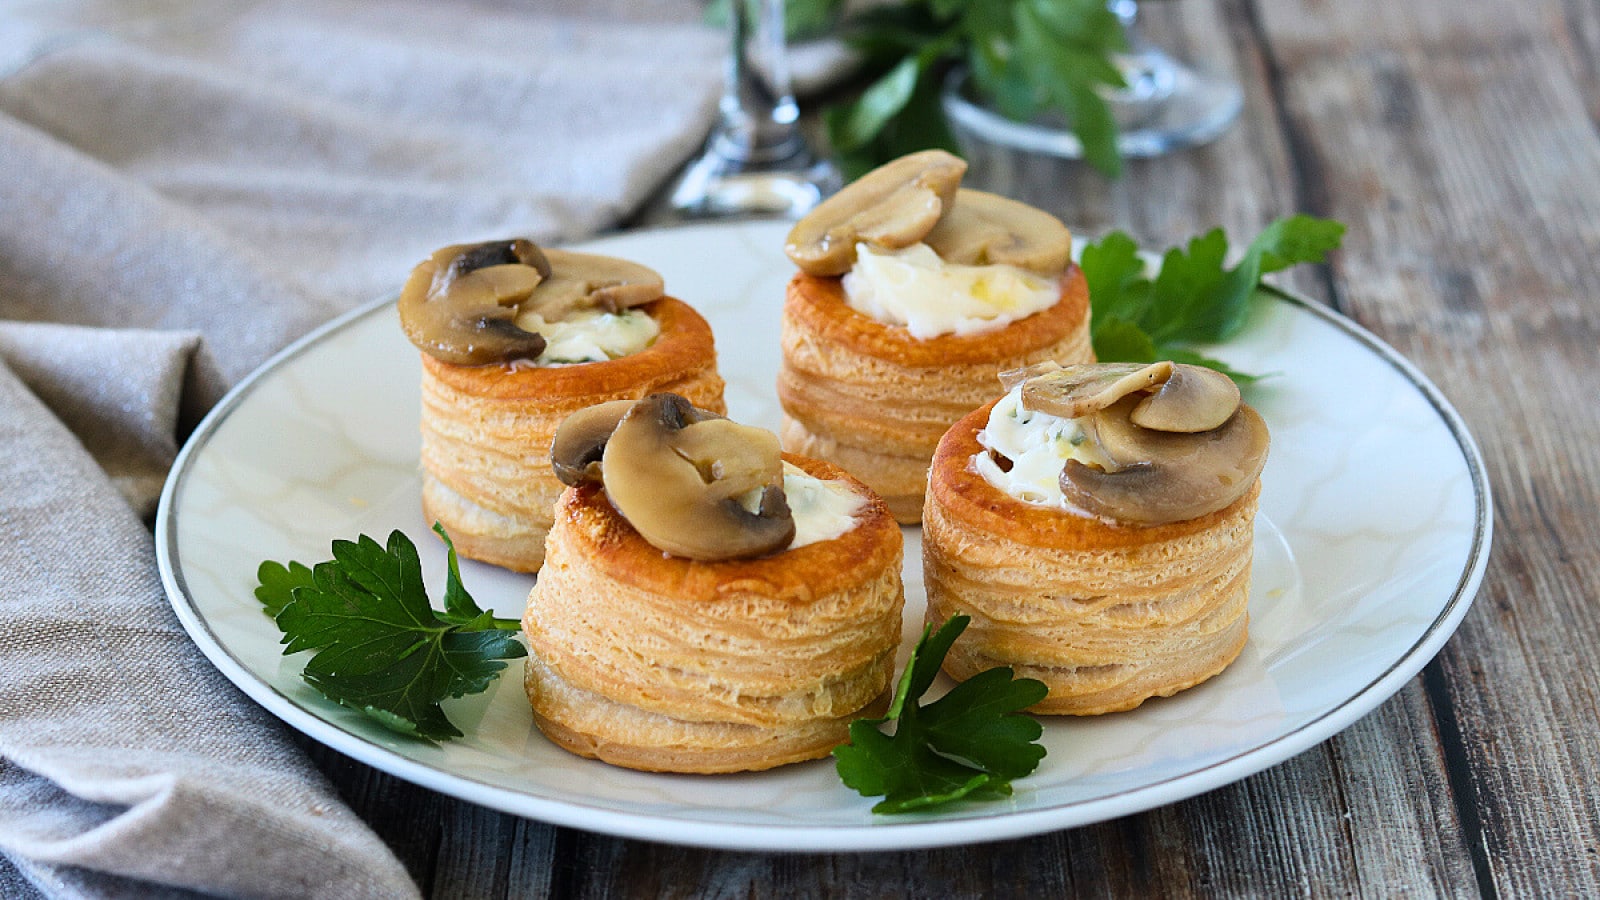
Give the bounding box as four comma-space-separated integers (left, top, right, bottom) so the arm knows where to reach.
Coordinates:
667, 0, 839, 219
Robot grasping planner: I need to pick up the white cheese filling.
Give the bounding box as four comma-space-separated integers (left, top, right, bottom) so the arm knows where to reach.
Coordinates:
510, 307, 660, 366
739, 463, 866, 550
971, 386, 1111, 509
841, 242, 1058, 339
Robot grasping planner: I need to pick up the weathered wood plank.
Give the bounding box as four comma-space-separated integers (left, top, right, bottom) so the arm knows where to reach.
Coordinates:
1256, 0, 1600, 894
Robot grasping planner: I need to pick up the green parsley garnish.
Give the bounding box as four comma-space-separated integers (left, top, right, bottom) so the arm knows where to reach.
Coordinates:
254, 524, 526, 742
834, 614, 1049, 814
1082, 215, 1346, 380
826, 0, 1130, 178
705, 0, 847, 42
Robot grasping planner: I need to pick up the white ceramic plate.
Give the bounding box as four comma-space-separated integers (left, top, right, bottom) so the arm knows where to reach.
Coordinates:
156, 221, 1491, 852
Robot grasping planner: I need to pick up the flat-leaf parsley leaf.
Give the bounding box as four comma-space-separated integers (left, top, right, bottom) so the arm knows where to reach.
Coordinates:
255, 524, 525, 742
834, 614, 1048, 813
1081, 215, 1345, 380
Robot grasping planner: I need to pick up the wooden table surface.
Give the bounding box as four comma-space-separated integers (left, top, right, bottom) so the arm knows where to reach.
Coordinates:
295, 1, 1600, 895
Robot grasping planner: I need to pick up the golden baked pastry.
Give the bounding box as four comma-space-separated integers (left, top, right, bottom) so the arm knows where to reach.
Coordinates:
416, 284, 723, 573
922, 363, 1268, 714
777, 150, 1094, 524
778, 269, 1091, 523
523, 397, 904, 773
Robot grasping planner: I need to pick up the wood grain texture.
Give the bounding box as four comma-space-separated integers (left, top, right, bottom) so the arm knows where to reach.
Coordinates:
296, 0, 1600, 895
1254, 0, 1600, 894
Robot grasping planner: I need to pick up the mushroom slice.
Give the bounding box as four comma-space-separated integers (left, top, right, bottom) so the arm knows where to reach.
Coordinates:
785, 150, 967, 277
997, 360, 1064, 392
923, 189, 1073, 276
1130, 364, 1241, 433
550, 399, 639, 486
600, 394, 795, 561
518, 250, 665, 323
1020, 362, 1175, 420
398, 240, 549, 365
1062, 402, 1270, 525
449, 238, 552, 280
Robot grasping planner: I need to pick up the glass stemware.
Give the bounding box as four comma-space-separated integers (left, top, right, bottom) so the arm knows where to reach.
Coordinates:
943, 0, 1243, 166
668, 0, 841, 219
1101, 0, 1243, 155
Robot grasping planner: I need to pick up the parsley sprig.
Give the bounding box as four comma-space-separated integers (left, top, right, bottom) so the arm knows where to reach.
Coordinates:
1082, 215, 1346, 380
826, 0, 1130, 178
835, 614, 1049, 814
255, 524, 526, 742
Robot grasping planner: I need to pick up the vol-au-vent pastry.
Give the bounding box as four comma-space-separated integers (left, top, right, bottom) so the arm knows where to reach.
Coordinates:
778, 149, 1093, 523
923, 361, 1270, 715
523, 394, 905, 773
398, 238, 724, 573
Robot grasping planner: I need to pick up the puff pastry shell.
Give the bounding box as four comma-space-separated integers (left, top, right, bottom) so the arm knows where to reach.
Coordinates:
922, 404, 1258, 715
523, 455, 904, 773
419, 296, 724, 573
778, 268, 1092, 524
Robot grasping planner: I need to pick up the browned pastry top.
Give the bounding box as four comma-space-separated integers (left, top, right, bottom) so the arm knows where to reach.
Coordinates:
784, 265, 1089, 368
555, 454, 902, 604
928, 402, 1262, 552
419, 296, 716, 401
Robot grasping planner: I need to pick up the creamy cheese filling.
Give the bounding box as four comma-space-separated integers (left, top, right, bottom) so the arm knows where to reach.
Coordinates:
509, 307, 660, 366
841, 242, 1058, 339
971, 386, 1111, 509
739, 463, 866, 549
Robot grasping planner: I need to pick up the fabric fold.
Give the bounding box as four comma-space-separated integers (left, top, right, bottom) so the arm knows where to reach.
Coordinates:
0, 1, 728, 896
0, 361, 421, 898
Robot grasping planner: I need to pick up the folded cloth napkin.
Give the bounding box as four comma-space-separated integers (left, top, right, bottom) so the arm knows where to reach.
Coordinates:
0, 1, 723, 896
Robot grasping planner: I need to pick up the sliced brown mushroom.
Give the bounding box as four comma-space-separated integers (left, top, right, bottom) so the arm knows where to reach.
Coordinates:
923, 189, 1073, 276
450, 238, 552, 280
1130, 364, 1241, 433
785, 150, 967, 277
398, 240, 549, 365
1063, 399, 1270, 525
550, 399, 640, 486
599, 394, 795, 560
997, 360, 1065, 392
1020, 362, 1174, 419
514, 250, 664, 325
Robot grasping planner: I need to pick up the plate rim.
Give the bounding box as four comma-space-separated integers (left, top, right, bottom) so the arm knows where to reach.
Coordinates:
155, 222, 1492, 852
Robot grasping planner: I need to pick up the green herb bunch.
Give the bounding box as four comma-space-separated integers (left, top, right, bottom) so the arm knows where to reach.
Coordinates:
836, 615, 1049, 813
1081, 215, 1346, 379
825, 0, 1131, 178
256, 524, 525, 741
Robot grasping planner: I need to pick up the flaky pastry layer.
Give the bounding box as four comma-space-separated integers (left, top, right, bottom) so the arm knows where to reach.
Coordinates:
523, 455, 905, 773
418, 296, 724, 572
922, 403, 1259, 715
777, 268, 1092, 524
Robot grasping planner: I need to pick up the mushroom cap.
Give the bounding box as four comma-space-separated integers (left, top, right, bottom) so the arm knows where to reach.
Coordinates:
399, 240, 667, 366
1062, 400, 1269, 525
923, 189, 1073, 276
515, 250, 664, 325
598, 394, 796, 561
398, 240, 550, 365
784, 150, 967, 277
1020, 361, 1175, 419
1130, 364, 1241, 433
1002, 361, 1265, 525
550, 399, 638, 487
997, 360, 1065, 392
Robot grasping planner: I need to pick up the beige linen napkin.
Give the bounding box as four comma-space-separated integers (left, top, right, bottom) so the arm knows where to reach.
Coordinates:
0, 0, 723, 896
